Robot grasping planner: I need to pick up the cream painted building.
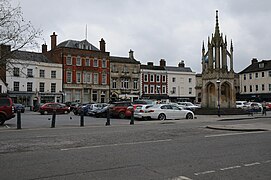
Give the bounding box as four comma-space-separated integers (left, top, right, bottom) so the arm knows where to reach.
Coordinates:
238, 58, 271, 102
6, 51, 63, 108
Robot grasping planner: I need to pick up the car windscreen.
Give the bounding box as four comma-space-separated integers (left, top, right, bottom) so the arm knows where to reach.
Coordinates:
0, 99, 10, 106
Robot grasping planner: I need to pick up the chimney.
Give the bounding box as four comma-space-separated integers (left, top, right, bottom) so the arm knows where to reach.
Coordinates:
178, 60, 185, 67
99, 38, 106, 52
50, 32, 57, 50
251, 58, 258, 64
147, 62, 153, 66
129, 49, 134, 59
160, 59, 166, 67
42, 44, 47, 53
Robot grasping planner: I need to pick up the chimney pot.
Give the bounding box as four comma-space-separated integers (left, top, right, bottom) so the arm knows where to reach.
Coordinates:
50, 32, 57, 50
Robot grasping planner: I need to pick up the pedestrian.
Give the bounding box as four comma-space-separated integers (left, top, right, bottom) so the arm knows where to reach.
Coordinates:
262, 101, 267, 116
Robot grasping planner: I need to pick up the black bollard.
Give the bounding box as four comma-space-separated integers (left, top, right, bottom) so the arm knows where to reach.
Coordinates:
17, 109, 21, 129
130, 109, 134, 125
51, 110, 56, 128
80, 110, 84, 127
105, 108, 110, 126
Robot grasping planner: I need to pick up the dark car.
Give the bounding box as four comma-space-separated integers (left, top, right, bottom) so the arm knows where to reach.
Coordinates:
39, 102, 70, 115
73, 104, 92, 115
0, 95, 15, 125
14, 103, 25, 113
109, 101, 133, 119
94, 105, 109, 118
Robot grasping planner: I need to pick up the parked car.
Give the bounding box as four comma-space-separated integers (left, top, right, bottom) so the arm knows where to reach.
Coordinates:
73, 103, 93, 115
39, 103, 70, 115
134, 104, 154, 120
14, 103, 25, 113
94, 105, 109, 118
87, 103, 108, 116
177, 102, 199, 111
133, 99, 155, 105
236, 101, 247, 109
0, 95, 15, 125
243, 102, 263, 113
109, 101, 133, 119
144, 104, 194, 120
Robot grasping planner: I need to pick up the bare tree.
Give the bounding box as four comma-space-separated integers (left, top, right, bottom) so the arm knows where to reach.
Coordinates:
0, 0, 42, 66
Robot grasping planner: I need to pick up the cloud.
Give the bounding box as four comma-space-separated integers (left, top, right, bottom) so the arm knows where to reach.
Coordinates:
12, 0, 271, 73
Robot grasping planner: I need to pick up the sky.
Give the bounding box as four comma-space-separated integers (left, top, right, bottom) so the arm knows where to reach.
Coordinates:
11, 0, 271, 73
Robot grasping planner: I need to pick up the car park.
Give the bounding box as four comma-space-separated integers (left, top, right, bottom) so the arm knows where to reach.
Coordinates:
235, 101, 247, 109
134, 104, 154, 120
39, 102, 70, 115
0, 95, 15, 125
14, 103, 25, 113
109, 101, 133, 119
177, 102, 199, 111
143, 104, 194, 120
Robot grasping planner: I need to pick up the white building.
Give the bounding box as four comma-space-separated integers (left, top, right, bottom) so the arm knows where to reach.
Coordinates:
0, 77, 7, 93
6, 51, 63, 108
238, 58, 271, 102
166, 61, 196, 102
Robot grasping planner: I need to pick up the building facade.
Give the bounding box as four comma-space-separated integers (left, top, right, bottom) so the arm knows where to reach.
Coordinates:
238, 58, 271, 102
166, 60, 196, 102
44, 32, 110, 103
201, 10, 236, 108
5, 51, 63, 108
110, 50, 141, 102
140, 60, 168, 101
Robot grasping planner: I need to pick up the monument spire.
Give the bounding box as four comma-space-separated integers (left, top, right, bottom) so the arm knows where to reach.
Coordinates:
214, 10, 220, 37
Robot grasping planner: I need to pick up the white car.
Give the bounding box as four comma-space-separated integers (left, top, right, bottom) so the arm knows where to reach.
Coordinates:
134, 104, 154, 120
144, 104, 194, 120
236, 101, 247, 109
177, 102, 199, 111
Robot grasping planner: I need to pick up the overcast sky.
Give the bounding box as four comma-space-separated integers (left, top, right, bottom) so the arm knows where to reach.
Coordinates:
12, 0, 271, 73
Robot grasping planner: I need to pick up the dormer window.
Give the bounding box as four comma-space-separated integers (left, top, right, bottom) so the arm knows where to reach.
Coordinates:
259, 63, 265, 68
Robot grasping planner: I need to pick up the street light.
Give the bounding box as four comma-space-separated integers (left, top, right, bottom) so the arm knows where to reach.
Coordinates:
216, 79, 221, 117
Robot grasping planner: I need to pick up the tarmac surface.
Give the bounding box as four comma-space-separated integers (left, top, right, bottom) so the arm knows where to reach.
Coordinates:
202, 112, 271, 131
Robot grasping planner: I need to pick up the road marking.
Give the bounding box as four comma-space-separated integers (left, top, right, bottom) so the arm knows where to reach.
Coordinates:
169, 175, 193, 180
61, 139, 172, 151
5, 125, 10, 128
194, 170, 215, 176
263, 160, 271, 164
244, 162, 261, 167
220, 165, 241, 171
205, 131, 267, 138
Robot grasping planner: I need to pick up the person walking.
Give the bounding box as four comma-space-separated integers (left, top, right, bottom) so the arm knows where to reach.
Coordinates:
262, 101, 267, 116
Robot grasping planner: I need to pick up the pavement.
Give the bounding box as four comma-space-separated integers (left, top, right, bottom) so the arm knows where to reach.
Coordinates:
201, 112, 271, 131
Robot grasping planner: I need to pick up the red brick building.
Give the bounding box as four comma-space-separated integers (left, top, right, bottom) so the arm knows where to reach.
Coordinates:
44, 32, 110, 103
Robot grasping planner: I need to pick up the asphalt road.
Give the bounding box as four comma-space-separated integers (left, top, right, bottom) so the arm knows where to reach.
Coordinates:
0, 111, 270, 180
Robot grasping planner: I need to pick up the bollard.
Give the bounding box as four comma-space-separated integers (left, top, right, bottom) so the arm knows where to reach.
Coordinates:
130, 109, 134, 125
105, 108, 110, 126
17, 109, 22, 129
51, 110, 56, 128
80, 110, 84, 127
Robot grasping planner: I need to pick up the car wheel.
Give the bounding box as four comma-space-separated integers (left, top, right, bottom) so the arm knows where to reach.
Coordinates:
119, 112, 126, 119
186, 113, 193, 119
0, 114, 6, 125
158, 113, 166, 120
64, 110, 68, 114
44, 111, 48, 115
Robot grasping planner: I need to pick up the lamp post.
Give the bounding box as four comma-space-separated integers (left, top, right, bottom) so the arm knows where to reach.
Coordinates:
216, 79, 221, 117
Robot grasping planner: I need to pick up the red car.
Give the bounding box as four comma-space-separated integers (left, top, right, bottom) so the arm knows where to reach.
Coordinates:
109, 101, 133, 119
0, 95, 15, 125
38, 103, 70, 115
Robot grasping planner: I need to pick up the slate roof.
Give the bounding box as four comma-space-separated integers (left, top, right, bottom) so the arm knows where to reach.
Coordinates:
57, 39, 100, 51
11, 50, 53, 63
165, 66, 193, 72
239, 60, 271, 74
140, 64, 166, 71
110, 56, 140, 64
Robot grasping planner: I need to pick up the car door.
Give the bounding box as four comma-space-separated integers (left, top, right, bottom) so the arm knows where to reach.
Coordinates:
163, 105, 175, 119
